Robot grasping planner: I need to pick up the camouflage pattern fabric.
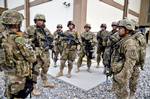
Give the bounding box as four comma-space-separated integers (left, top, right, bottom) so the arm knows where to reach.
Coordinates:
26, 25, 53, 82
77, 31, 96, 68
111, 36, 140, 99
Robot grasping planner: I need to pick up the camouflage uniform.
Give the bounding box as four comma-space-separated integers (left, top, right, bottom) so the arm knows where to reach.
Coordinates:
103, 32, 120, 68
0, 17, 5, 33
103, 22, 120, 74
57, 21, 79, 78
111, 19, 144, 99
96, 24, 109, 68
0, 18, 5, 67
26, 25, 53, 82
0, 10, 35, 99
77, 24, 96, 72
26, 14, 54, 92
110, 22, 118, 34
53, 24, 63, 67
0, 23, 4, 33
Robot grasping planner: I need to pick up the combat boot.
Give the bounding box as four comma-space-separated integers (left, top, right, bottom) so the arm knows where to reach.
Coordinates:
32, 85, 41, 96
129, 93, 136, 99
129, 95, 135, 99
117, 96, 129, 99
87, 67, 92, 73
103, 67, 107, 74
43, 80, 55, 88
53, 62, 57, 68
76, 67, 80, 73
66, 73, 72, 78
105, 66, 112, 76
56, 71, 63, 77
96, 65, 100, 68
66, 69, 72, 78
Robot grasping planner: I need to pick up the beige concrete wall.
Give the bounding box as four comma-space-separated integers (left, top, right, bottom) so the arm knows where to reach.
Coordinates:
73, 0, 87, 33
139, 0, 150, 26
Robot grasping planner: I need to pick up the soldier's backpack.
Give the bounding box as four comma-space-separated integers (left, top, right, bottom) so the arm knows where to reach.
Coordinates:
132, 32, 146, 70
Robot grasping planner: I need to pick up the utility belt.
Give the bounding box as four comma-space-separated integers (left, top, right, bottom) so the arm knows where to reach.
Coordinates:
64, 43, 77, 50
55, 41, 61, 45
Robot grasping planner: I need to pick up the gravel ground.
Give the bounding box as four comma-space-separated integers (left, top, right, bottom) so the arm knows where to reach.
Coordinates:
0, 57, 150, 99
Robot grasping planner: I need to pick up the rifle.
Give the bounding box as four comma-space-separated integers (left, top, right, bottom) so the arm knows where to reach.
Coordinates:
11, 76, 34, 99
32, 28, 53, 50
32, 29, 40, 48
81, 37, 94, 59
58, 32, 79, 47
57, 31, 63, 40
105, 36, 127, 82
51, 49, 58, 66
39, 28, 54, 50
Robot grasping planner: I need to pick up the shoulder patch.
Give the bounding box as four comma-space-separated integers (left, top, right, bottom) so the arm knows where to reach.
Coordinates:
15, 37, 25, 45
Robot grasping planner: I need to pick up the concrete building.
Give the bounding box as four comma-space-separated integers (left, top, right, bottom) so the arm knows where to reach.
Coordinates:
0, 1, 150, 98
0, 0, 149, 40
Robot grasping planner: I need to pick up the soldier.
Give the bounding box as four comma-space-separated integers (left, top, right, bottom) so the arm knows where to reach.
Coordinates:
53, 24, 63, 67
0, 17, 5, 64
111, 19, 146, 99
131, 19, 139, 32
0, 17, 5, 33
77, 24, 96, 73
0, 10, 35, 99
56, 21, 79, 78
103, 22, 120, 76
96, 23, 109, 70
26, 14, 54, 96
110, 22, 118, 34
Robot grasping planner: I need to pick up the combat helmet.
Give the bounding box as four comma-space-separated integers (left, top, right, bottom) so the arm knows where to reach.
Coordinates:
1, 10, 24, 25
34, 14, 46, 22
84, 24, 91, 29
118, 18, 134, 30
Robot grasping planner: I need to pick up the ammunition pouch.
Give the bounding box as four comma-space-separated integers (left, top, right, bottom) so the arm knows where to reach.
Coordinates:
111, 54, 125, 75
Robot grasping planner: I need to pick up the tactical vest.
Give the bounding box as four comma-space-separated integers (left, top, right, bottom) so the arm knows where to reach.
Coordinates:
54, 31, 63, 45
62, 30, 79, 50
111, 37, 131, 74
111, 32, 146, 74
